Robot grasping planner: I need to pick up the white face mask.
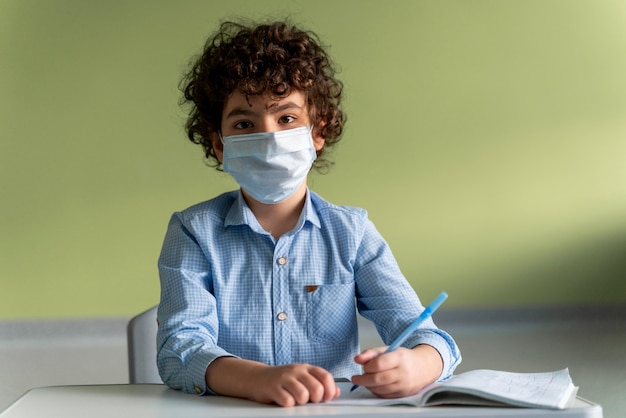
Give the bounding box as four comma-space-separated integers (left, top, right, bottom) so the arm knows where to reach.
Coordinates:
221, 126, 317, 204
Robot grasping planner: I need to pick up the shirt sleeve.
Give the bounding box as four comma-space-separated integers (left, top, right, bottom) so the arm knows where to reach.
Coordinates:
353, 217, 462, 381
156, 212, 236, 395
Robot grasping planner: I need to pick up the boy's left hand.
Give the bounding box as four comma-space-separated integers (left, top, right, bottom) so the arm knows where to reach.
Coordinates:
350, 344, 443, 398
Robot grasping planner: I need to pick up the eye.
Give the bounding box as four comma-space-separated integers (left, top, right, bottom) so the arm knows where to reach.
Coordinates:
278, 115, 296, 124
234, 121, 254, 129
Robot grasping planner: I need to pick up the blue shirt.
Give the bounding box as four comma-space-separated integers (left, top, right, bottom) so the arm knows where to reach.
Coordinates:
157, 190, 461, 395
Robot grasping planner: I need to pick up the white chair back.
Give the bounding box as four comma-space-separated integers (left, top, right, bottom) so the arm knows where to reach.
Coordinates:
127, 305, 162, 384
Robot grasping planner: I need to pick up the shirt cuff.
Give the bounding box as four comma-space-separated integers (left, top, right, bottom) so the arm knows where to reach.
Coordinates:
185, 349, 237, 396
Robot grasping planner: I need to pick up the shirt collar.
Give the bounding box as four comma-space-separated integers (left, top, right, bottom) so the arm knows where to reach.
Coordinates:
224, 189, 321, 231
297, 189, 322, 230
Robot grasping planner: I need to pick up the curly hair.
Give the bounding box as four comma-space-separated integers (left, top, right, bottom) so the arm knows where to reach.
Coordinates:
180, 20, 345, 171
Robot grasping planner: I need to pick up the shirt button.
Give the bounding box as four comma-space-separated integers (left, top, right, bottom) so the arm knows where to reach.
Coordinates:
277, 257, 287, 266
194, 385, 203, 394
277, 312, 288, 321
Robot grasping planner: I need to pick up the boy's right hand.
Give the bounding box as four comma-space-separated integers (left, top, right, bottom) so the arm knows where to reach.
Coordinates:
206, 357, 340, 407
251, 363, 341, 406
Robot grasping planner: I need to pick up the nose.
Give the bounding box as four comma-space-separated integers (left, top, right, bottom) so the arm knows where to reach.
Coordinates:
256, 118, 277, 133
257, 120, 274, 132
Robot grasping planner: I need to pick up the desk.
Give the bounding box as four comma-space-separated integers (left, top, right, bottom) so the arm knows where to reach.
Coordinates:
0, 384, 602, 418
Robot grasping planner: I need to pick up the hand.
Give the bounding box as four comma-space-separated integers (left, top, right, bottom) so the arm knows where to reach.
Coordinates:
206, 357, 340, 407
250, 363, 341, 406
351, 344, 443, 398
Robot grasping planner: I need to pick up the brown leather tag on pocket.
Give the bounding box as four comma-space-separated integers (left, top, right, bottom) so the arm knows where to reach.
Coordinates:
306, 285, 319, 293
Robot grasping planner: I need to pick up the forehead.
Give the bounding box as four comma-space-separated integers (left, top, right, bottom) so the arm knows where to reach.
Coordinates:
222, 90, 308, 116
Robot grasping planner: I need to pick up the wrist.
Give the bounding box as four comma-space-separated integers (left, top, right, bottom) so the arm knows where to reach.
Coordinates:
413, 344, 444, 382
205, 357, 267, 399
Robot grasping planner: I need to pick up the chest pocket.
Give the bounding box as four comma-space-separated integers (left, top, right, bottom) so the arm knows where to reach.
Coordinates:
306, 282, 357, 343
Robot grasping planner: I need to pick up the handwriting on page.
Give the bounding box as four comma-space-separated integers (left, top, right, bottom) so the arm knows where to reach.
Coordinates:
448, 369, 571, 404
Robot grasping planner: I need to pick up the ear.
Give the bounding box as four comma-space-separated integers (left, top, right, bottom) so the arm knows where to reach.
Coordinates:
312, 124, 326, 152
210, 132, 224, 162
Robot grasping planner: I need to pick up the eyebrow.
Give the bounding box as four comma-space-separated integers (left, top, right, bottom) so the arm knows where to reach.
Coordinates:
223, 101, 304, 120
223, 107, 256, 120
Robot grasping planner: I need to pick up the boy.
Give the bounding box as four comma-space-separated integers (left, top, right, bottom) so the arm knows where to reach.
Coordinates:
157, 20, 461, 407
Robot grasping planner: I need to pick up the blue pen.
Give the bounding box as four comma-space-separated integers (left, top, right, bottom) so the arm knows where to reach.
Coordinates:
350, 291, 449, 392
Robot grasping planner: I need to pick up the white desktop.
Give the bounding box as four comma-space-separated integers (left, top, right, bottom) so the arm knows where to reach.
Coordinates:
0, 384, 602, 418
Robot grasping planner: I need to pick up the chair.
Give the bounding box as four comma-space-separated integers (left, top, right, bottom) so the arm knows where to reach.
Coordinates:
127, 305, 162, 384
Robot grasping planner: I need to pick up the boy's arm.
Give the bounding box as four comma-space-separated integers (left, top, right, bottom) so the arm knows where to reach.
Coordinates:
354, 218, 461, 384
157, 213, 230, 394
205, 357, 340, 407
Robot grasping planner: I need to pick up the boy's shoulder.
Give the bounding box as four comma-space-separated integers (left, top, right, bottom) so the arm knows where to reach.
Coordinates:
310, 191, 368, 221
177, 190, 239, 220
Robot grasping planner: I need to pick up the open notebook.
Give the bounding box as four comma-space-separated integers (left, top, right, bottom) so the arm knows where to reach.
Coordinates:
332, 368, 578, 410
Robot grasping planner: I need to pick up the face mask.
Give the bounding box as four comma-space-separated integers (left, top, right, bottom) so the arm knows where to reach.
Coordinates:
221, 126, 317, 204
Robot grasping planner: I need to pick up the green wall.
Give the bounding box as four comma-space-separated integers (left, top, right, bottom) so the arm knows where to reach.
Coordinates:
2, 0, 626, 318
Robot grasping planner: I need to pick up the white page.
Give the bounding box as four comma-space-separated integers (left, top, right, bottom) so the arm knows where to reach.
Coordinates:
329, 369, 577, 409
428, 369, 577, 409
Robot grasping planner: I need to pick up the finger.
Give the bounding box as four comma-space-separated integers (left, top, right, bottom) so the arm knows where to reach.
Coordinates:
270, 387, 297, 408
361, 376, 404, 398
368, 375, 404, 396
352, 360, 403, 390
308, 367, 339, 402
334, 384, 342, 399
371, 386, 407, 399
354, 346, 387, 365
282, 379, 311, 406
298, 372, 325, 404
361, 350, 402, 374
351, 370, 388, 389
